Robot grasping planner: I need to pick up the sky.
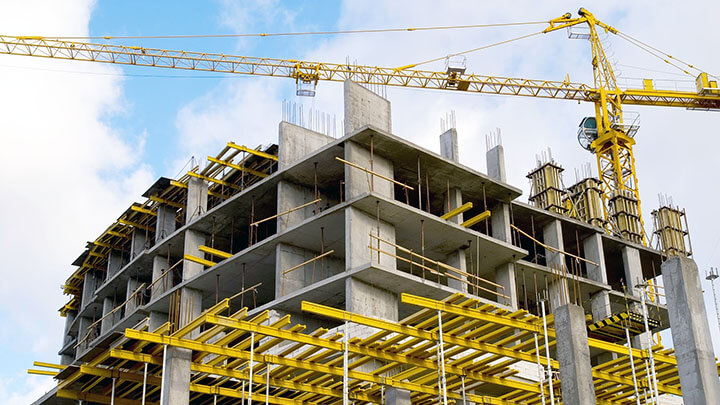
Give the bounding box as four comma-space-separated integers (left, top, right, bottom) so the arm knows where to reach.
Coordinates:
1, 1, 719, 403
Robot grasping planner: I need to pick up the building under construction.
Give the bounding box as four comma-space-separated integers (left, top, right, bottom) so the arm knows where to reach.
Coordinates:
30, 81, 719, 405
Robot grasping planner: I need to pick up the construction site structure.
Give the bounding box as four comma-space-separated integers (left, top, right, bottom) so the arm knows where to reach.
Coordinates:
30, 81, 720, 405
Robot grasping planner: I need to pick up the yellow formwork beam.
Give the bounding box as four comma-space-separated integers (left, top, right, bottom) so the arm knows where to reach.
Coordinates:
461, 210, 491, 227
130, 205, 157, 216
183, 254, 216, 267
187, 171, 241, 190
27, 369, 58, 376
198, 245, 232, 259
227, 142, 278, 161
117, 219, 154, 233
441, 201, 473, 220
207, 156, 269, 178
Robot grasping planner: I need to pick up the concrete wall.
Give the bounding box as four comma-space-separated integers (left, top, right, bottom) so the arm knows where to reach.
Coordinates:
130, 229, 147, 260
275, 243, 344, 297
107, 250, 123, 279
278, 121, 334, 170
344, 80, 391, 135
345, 206, 396, 270
344, 140, 394, 200
439, 128, 459, 163
276, 180, 339, 233
346, 277, 398, 321
81, 271, 100, 310
156, 205, 176, 243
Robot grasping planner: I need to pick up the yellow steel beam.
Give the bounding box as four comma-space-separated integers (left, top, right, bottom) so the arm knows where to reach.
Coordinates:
148, 195, 185, 209
117, 219, 154, 233
187, 171, 241, 190
401, 293, 677, 366
183, 254, 216, 267
27, 369, 57, 376
122, 329, 520, 403
198, 245, 232, 260
172, 298, 230, 339
33, 361, 65, 370
441, 201, 473, 220
207, 156, 269, 178
130, 205, 157, 216
170, 179, 229, 199
227, 142, 278, 161
106, 230, 130, 239
461, 210, 491, 227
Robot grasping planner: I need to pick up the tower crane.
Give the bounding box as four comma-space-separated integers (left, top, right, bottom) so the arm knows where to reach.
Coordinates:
2, 8, 718, 245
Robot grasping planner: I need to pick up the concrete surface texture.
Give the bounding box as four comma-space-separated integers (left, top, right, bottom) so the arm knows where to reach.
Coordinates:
554, 303, 597, 405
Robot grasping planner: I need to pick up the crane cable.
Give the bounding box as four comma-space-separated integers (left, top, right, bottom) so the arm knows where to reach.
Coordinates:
36, 21, 549, 41
397, 30, 544, 71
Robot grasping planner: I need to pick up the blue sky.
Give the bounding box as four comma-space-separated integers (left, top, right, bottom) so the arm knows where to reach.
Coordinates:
1, 1, 719, 403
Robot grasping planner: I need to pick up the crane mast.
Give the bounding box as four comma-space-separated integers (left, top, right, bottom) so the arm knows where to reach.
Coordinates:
2, 9, 719, 245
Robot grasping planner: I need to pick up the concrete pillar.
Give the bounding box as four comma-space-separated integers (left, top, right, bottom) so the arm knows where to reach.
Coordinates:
159, 346, 192, 405
107, 250, 123, 279
276, 181, 315, 233
125, 278, 141, 314
543, 220, 568, 310
584, 233, 612, 322
130, 229, 147, 260
186, 176, 208, 223
621, 246, 649, 349
346, 277, 398, 321
275, 243, 311, 297
490, 196, 518, 308
344, 140, 394, 201
156, 205, 176, 243
151, 255, 170, 300
345, 206, 396, 270
386, 387, 411, 405
440, 128, 459, 163
149, 311, 168, 332
278, 121, 334, 170
81, 271, 100, 310
486, 144, 507, 183
554, 303, 596, 405
75, 316, 92, 358
662, 257, 720, 405
443, 186, 467, 292
101, 297, 115, 334
343, 80, 391, 135
183, 229, 206, 280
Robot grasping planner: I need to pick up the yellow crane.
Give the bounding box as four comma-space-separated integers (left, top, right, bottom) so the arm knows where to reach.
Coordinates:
3, 8, 718, 244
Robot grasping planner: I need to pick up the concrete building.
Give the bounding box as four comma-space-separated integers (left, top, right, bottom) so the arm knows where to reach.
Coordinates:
37, 81, 719, 404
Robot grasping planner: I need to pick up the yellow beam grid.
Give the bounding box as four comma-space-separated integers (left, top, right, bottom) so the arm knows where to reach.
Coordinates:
59, 142, 279, 315
43, 293, 711, 404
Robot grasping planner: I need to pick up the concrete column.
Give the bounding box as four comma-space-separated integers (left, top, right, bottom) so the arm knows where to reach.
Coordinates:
183, 229, 206, 280
81, 271, 100, 310
386, 387, 411, 405
440, 128, 459, 163
486, 144, 507, 183
490, 198, 518, 308
149, 312, 168, 332
554, 303, 596, 405
179, 228, 205, 337
75, 316, 92, 359
621, 246, 649, 349
125, 278, 141, 314
130, 229, 147, 260
107, 250, 123, 279
443, 187, 468, 292
344, 140, 394, 201
346, 277, 398, 321
278, 121, 334, 170
662, 257, 720, 405
101, 297, 115, 334
343, 80, 391, 135
275, 243, 311, 297
276, 180, 315, 233
345, 206, 396, 270
151, 255, 170, 300
584, 233, 611, 322
159, 346, 192, 405
186, 176, 208, 223
156, 205, 176, 243
544, 220, 568, 310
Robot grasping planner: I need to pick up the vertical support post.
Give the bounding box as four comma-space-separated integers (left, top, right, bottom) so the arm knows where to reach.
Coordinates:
343, 320, 349, 405
110, 377, 116, 405
266, 363, 270, 405
541, 300, 554, 404
625, 326, 641, 405
437, 310, 448, 405
534, 333, 546, 405
640, 288, 659, 404
248, 332, 255, 404
142, 362, 148, 405
461, 376, 466, 405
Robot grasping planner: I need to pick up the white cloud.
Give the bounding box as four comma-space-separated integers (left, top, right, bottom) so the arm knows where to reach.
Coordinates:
0, 0, 153, 398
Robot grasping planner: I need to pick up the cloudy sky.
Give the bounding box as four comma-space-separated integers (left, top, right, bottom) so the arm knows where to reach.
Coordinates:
1, 1, 719, 402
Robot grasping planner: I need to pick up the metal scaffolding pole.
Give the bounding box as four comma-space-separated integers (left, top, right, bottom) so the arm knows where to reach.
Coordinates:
437, 310, 448, 405
142, 362, 148, 405
266, 363, 270, 405
625, 325, 641, 405
110, 378, 116, 405
343, 320, 349, 405
248, 332, 255, 404
639, 287, 659, 404
534, 333, 546, 405
541, 300, 554, 405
